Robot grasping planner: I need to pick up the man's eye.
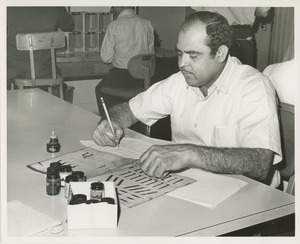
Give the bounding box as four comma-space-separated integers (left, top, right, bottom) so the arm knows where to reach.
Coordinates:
190, 54, 198, 59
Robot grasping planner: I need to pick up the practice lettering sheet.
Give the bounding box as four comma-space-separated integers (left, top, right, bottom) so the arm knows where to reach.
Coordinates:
27, 147, 196, 207
91, 166, 196, 208
27, 148, 134, 178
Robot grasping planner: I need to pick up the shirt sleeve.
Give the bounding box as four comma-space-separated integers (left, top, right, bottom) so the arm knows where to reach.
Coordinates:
147, 21, 155, 54
129, 73, 180, 126
237, 75, 282, 164
100, 23, 115, 63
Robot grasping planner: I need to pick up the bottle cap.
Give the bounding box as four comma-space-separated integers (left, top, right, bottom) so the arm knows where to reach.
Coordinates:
50, 130, 58, 139
101, 197, 115, 204
72, 171, 85, 178
69, 194, 87, 205
60, 165, 72, 173
65, 175, 78, 183
49, 162, 62, 169
85, 199, 100, 204
47, 166, 59, 174
90, 182, 104, 190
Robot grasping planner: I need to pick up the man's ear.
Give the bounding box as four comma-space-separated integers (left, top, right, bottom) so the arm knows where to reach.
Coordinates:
216, 45, 229, 63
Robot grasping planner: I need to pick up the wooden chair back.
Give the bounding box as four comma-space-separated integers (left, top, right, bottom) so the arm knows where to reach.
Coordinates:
14, 32, 65, 99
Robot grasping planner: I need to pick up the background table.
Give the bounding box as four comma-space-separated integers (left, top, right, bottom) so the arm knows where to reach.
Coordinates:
6, 89, 295, 238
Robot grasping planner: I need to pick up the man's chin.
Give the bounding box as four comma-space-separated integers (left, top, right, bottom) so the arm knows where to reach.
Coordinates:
184, 78, 199, 87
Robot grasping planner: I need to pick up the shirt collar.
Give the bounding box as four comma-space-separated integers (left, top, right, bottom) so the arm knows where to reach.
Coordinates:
188, 55, 235, 96
211, 55, 237, 94
118, 9, 136, 18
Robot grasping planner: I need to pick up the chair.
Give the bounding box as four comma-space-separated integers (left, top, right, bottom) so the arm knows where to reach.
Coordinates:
278, 102, 295, 195
100, 54, 156, 136
100, 54, 155, 100
13, 32, 66, 99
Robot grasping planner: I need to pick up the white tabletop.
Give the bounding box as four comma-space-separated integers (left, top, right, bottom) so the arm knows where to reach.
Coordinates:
6, 89, 295, 238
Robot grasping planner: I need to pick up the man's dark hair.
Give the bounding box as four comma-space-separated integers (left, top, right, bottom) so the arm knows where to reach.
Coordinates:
181, 11, 232, 56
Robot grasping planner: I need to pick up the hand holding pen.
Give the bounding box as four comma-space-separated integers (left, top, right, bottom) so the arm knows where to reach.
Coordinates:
92, 98, 123, 147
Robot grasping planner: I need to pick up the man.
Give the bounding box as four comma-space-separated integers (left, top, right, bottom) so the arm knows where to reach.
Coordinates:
92, 11, 281, 187
7, 7, 74, 102
95, 7, 155, 115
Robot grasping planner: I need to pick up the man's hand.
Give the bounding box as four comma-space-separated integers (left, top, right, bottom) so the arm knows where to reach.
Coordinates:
139, 144, 194, 178
92, 119, 124, 147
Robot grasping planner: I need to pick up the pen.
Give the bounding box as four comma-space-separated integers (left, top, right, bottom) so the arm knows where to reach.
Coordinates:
100, 97, 119, 147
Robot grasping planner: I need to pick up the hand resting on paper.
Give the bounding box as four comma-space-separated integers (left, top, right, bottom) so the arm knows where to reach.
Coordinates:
139, 144, 192, 178
92, 119, 124, 147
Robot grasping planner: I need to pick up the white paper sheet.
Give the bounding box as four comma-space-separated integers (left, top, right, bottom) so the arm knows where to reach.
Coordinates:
167, 169, 248, 208
80, 137, 153, 159
8, 200, 63, 236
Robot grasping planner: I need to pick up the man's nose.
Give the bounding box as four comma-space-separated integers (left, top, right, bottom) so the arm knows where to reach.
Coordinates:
178, 54, 189, 68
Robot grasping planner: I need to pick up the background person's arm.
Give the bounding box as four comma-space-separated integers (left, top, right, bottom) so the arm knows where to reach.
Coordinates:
255, 7, 271, 18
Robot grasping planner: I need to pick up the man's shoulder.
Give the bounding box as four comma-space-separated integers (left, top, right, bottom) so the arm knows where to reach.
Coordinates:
158, 71, 186, 89
230, 56, 266, 80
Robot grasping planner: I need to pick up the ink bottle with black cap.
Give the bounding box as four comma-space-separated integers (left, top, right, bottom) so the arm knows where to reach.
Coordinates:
59, 165, 72, 186
46, 170, 61, 196
90, 182, 104, 201
72, 171, 86, 182
47, 131, 61, 153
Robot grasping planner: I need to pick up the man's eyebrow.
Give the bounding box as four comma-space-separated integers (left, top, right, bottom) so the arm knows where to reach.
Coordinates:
175, 48, 200, 55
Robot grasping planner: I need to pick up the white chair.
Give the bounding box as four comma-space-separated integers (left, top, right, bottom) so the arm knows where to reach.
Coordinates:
264, 60, 295, 195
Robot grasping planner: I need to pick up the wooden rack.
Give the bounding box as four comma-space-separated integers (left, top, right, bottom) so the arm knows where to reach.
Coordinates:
63, 11, 113, 54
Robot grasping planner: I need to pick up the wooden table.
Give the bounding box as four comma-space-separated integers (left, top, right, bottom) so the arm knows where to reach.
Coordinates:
6, 89, 295, 239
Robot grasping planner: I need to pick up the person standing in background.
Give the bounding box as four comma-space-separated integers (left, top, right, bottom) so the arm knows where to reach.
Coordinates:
190, 7, 271, 66
95, 6, 155, 116
7, 7, 74, 101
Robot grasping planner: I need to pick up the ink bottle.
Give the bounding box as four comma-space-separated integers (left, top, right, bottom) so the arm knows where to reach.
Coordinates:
47, 131, 61, 153
46, 171, 61, 196
90, 182, 104, 201
59, 165, 72, 186
64, 175, 78, 198
72, 171, 86, 182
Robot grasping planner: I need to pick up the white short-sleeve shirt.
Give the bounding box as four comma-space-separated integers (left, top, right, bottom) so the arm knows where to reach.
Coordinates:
263, 59, 295, 105
129, 56, 282, 170
191, 7, 271, 26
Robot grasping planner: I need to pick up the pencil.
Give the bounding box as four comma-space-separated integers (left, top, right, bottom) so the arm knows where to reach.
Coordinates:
100, 97, 119, 146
